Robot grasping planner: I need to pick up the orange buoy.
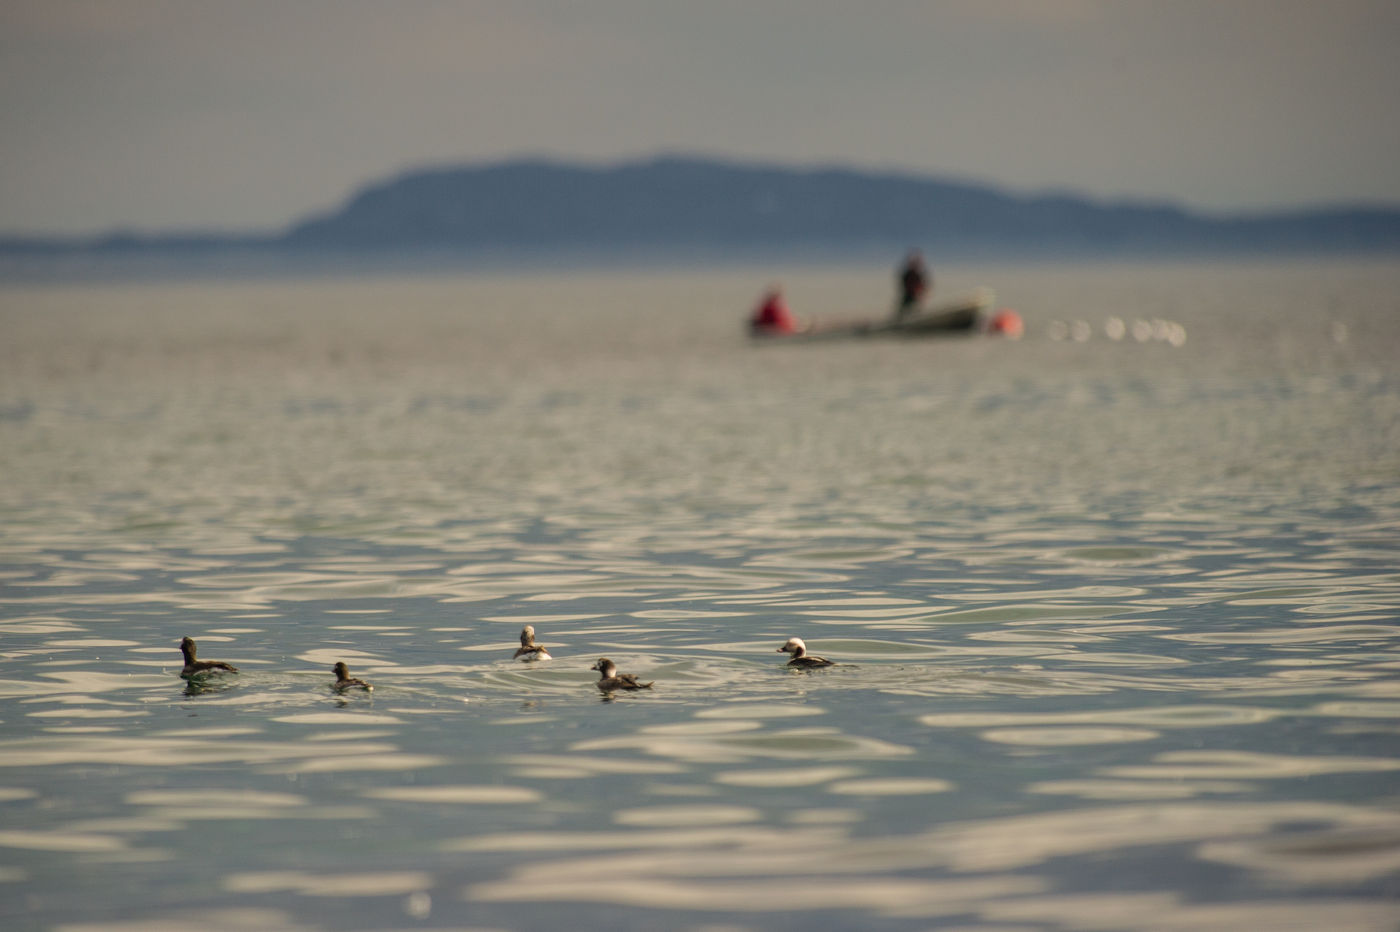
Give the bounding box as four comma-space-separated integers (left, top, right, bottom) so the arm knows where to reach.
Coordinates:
989, 309, 1024, 339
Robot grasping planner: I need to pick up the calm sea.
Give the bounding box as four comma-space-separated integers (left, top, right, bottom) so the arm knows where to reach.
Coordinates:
2, 257, 1399, 932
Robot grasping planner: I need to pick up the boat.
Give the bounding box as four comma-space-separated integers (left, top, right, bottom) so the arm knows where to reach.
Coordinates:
751, 288, 997, 341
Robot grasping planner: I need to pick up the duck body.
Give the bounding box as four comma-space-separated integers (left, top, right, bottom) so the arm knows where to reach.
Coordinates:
512, 625, 552, 661
332, 661, 372, 691
179, 636, 238, 678
777, 637, 833, 669
591, 657, 653, 691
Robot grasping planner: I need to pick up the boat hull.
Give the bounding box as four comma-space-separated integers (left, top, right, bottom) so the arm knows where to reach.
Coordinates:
752, 289, 994, 342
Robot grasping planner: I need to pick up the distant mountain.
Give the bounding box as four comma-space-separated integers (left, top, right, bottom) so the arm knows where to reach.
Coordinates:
6, 156, 1400, 269
278, 156, 1400, 255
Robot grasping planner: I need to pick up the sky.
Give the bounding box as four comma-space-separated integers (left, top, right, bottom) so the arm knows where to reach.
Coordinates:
2, 0, 1398, 236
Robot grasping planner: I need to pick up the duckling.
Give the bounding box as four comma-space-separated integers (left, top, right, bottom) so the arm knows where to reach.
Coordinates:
331, 661, 372, 692
590, 657, 653, 691
512, 624, 552, 661
777, 636, 833, 669
179, 636, 238, 678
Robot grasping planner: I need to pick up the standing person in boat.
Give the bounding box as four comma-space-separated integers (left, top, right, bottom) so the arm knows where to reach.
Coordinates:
895, 249, 931, 320
749, 285, 802, 336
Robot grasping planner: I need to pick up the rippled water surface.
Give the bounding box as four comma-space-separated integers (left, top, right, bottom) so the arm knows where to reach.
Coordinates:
2, 259, 1399, 931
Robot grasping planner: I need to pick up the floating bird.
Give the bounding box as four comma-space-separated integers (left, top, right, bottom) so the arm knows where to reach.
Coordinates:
512, 625, 552, 661
777, 637, 833, 669
591, 657, 653, 691
331, 661, 373, 692
179, 636, 238, 678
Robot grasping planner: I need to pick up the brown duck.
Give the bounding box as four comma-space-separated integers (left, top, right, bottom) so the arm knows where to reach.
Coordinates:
332, 661, 373, 691
179, 637, 238, 679
591, 657, 653, 691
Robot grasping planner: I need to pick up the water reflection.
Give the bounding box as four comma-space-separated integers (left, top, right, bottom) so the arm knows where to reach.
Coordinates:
222, 870, 432, 896
1101, 751, 1400, 780
2, 262, 1399, 929
363, 785, 541, 804
979, 894, 1400, 930
1199, 826, 1400, 884
182, 678, 238, 698
471, 871, 1046, 917
463, 798, 1400, 916
572, 727, 915, 764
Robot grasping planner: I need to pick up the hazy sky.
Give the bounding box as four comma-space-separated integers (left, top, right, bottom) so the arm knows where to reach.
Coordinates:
2, 0, 1398, 235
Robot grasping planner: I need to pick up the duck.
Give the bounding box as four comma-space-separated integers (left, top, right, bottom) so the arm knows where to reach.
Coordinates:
331, 661, 373, 691
179, 636, 238, 678
512, 625, 552, 661
590, 657, 653, 691
777, 636, 833, 669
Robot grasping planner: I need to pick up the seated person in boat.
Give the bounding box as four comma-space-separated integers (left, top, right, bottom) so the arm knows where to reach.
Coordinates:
896, 250, 931, 320
749, 286, 802, 335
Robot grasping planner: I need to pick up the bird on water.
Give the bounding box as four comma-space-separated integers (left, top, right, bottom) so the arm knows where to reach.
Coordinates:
179, 636, 239, 678
591, 657, 653, 691
513, 625, 552, 661
332, 661, 373, 691
777, 636, 833, 669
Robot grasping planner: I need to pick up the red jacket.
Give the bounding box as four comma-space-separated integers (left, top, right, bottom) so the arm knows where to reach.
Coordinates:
751, 291, 798, 334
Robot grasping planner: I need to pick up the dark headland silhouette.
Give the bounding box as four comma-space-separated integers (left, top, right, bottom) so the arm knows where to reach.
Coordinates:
4, 155, 1399, 274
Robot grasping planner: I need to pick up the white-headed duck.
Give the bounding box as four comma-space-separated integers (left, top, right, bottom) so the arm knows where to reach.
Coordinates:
513, 625, 552, 661
777, 637, 833, 669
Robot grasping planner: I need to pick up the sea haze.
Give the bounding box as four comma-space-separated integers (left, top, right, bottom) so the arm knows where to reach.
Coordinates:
1, 257, 1398, 932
